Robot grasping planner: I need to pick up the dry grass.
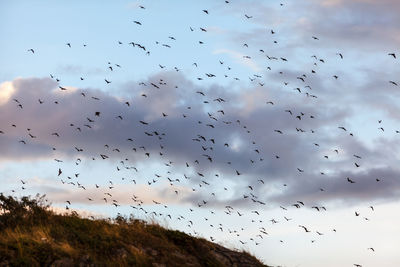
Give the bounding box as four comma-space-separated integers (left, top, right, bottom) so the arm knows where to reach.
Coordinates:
0, 194, 268, 266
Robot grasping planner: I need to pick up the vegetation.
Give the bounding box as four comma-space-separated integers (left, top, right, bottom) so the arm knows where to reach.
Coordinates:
0, 194, 267, 267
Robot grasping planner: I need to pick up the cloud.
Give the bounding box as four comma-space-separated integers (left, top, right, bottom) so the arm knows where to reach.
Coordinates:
299, 0, 400, 50
37, 181, 193, 207
219, 0, 400, 58
271, 167, 400, 207
0, 80, 16, 105
1, 66, 400, 213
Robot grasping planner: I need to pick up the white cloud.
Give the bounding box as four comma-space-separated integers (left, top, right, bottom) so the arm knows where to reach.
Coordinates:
0, 80, 16, 105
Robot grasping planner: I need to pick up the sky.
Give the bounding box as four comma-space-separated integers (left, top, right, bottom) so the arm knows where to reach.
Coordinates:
1, 0, 400, 266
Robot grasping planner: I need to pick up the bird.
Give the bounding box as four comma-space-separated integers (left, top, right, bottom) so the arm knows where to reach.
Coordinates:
9, 4, 396, 264
299, 225, 310, 232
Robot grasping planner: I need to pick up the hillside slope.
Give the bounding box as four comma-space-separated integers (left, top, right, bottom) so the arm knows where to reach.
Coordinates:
0, 195, 268, 267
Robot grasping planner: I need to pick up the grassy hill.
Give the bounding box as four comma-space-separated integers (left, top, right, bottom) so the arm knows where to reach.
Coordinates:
0, 194, 268, 267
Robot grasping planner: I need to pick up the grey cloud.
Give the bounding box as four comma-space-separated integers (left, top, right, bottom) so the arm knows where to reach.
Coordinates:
1, 71, 400, 210
271, 167, 400, 208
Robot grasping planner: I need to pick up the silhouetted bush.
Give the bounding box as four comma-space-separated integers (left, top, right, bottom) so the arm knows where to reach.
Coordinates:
0, 194, 50, 230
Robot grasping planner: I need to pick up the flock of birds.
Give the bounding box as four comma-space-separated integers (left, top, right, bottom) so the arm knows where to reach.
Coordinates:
3, 1, 399, 267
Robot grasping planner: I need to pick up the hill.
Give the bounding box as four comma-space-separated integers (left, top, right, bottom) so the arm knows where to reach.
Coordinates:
0, 194, 268, 267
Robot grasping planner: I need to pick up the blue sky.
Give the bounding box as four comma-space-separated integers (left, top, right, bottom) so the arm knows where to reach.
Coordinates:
1, 0, 400, 266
